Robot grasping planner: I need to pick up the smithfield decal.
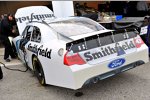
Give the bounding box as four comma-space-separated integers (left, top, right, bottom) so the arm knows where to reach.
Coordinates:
38, 45, 52, 59
108, 58, 125, 69
27, 43, 38, 54
27, 43, 52, 59
84, 40, 135, 62
16, 13, 55, 23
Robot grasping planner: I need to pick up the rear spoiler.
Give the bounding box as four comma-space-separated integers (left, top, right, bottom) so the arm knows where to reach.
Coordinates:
66, 28, 139, 53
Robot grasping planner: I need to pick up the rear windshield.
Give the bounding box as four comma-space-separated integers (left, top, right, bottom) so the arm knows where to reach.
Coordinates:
49, 17, 105, 37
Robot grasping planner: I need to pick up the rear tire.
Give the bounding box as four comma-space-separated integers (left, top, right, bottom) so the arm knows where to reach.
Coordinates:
32, 56, 46, 86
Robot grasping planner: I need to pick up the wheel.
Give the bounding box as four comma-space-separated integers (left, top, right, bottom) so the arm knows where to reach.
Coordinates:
32, 56, 46, 86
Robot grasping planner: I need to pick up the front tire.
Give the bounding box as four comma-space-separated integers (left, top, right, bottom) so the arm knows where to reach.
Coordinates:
32, 56, 46, 86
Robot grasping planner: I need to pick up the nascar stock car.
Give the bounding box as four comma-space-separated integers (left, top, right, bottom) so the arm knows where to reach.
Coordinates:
13, 6, 149, 90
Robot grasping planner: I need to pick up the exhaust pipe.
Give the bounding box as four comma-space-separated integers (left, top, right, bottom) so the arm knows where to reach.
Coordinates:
134, 62, 140, 67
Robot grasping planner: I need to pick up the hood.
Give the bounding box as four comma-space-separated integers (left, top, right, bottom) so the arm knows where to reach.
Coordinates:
15, 6, 56, 35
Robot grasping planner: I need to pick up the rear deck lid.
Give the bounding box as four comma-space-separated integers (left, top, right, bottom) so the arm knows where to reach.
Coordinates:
64, 28, 144, 66
15, 6, 55, 35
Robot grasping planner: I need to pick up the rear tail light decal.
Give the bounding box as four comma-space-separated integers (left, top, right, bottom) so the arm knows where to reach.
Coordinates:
64, 52, 86, 66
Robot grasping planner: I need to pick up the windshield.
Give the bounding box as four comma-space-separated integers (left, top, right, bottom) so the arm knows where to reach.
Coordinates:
49, 17, 105, 37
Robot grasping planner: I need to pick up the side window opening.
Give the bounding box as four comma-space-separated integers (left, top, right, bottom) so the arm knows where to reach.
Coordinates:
31, 26, 41, 43
19, 26, 33, 51
26, 27, 33, 41
22, 26, 29, 38
21, 26, 33, 40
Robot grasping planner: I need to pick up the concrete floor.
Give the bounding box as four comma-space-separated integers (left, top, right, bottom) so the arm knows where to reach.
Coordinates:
1, 48, 150, 100
0, 48, 22, 67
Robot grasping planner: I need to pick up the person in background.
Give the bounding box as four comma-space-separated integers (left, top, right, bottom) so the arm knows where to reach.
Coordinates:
83, 3, 88, 10
125, 1, 138, 17
0, 14, 16, 62
137, 1, 149, 17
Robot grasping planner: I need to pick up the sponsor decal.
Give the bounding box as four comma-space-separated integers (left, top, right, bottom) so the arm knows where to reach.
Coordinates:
16, 13, 55, 23
84, 40, 135, 62
115, 43, 126, 56
108, 58, 125, 68
140, 26, 148, 35
27, 43, 38, 54
27, 43, 52, 59
134, 38, 144, 48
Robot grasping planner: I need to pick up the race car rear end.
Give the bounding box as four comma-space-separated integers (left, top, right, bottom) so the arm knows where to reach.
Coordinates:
64, 28, 149, 89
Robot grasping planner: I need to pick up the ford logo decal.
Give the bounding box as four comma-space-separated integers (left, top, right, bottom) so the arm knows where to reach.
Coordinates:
108, 58, 125, 69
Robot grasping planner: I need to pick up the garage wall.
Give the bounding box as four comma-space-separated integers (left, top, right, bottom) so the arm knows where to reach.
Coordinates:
74, 1, 105, 10
0, 1, 51, 15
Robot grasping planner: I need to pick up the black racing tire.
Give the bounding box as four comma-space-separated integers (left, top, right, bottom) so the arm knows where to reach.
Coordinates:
32, 56, 46, 86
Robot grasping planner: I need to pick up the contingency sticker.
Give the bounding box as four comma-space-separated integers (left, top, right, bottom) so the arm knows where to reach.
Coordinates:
140, 26, 148, 35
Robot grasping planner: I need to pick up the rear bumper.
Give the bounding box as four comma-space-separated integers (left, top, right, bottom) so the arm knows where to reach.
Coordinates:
44, 45, 149, 90
70, 48, 149, 90
71, 60, 145, 90
83, 60, 144, 87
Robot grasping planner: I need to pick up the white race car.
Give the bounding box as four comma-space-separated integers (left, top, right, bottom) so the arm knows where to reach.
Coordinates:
13, 6, 149, 90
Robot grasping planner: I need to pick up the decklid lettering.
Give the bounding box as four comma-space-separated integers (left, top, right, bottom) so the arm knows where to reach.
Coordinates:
79, 39, 137, 65
83, 40, 135, 62
15, 6, 56, 35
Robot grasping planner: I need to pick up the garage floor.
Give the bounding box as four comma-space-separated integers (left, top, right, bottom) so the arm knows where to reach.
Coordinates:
1, 48, 150, 100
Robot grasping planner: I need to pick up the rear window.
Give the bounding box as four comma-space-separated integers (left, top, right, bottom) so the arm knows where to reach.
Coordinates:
49, 17, 105, 37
